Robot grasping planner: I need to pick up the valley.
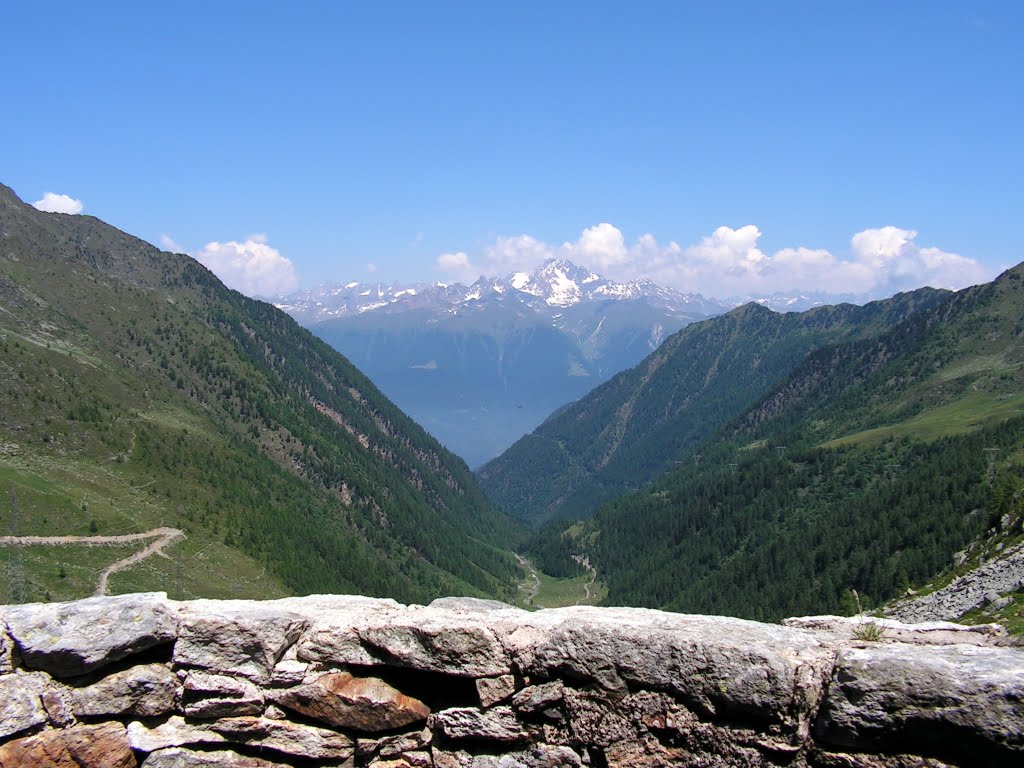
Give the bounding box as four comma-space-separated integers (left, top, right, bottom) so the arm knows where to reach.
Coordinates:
513, 553, 605, 609
284, 260, 722, 466
0, 183, 522, 606
1, 180, 1022, 639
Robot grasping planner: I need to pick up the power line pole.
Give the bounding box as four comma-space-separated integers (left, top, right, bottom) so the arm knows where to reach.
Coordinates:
6, 488, 25, 604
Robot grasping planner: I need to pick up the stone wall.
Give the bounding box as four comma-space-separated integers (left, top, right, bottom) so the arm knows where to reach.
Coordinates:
0, 594, 1021, 767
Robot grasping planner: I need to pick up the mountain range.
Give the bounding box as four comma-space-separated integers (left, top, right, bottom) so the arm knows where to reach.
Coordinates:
277, 263, 878, 466
277, 260, 725, 465
499, 263, 1024, 621
0, 183, 521, 605
3, 178, 1021, 634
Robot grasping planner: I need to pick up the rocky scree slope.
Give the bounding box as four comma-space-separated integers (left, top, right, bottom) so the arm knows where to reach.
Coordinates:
0, 183, 521, 603
1, 593, 1022, 767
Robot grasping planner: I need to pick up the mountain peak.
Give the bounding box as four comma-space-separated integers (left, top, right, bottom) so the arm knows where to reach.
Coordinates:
278, 258, 728, 323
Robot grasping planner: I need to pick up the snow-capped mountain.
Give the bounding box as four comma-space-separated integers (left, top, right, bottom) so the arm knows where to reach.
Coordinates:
273, 260, 728, 466
275, 261, 873, 466
275, 258, 725, 325
727, 290, 874, 313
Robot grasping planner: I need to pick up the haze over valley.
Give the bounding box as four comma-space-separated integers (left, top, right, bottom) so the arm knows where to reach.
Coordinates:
3, 3, 1023, 640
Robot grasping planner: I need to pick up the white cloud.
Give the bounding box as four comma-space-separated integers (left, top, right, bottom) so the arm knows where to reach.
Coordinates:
483, 234, 554, 273
437, 251, 479, 283
571, 223, 629, 271
848, 226, 987, 293
32, 192, 83, 215
194, 236, 299, 297
366, 262, 378, 273
160, 234, 186, 253
435, 223, 992, 299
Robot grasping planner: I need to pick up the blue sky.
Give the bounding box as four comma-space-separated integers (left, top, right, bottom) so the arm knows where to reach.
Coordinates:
4, 1, 1021, 299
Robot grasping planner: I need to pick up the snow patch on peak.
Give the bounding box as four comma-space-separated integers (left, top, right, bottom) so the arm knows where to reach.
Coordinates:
510, 272, 530, 290
546, 271, 582, 307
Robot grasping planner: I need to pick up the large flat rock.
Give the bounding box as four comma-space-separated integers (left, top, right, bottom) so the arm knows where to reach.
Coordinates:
2, 593, 177, 677
511, 606, 836, 741
816, 642, 1024, 764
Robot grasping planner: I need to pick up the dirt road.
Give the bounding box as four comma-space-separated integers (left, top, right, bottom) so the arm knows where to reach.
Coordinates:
0, 527, 184, 596
573, 554, 598, 605
515, 553, 541, 606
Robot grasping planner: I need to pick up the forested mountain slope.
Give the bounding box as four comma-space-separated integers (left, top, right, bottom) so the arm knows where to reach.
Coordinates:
565, 263, 1024, 621
479, 289, 949, 526
0, 183, 522, 604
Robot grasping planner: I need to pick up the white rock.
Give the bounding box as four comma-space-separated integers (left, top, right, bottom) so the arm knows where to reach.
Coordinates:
174, 603, 307, 684
783, 614, 1008, 646
182, 670, 264, 718
0, 621, 12, 673
209, 716, 355, 760
128, 716, 227, 753
817, 643, 1024, 763
431, 706, 527, 743
356, 609, 512, 678
4, 592, 177, 677
142, 746, 291, 767
433, 745, 583, 767
521, 607, 834, 741
0, 672, 46, 739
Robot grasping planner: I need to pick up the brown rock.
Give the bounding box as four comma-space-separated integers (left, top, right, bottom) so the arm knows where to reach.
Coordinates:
276, 671, 429, 732
142, 746, 292, 767
0, 722, 136, 768
476, 674, 516, 707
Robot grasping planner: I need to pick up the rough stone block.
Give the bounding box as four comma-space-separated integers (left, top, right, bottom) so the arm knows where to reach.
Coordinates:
476, 674, 516, 707
174, 604, 307, 684
71, 663, 178, 718
431, 706, 527, 743
816, 643, 1024, 764
141, 746, 290, 767
0, 621, 12, 674
182, 670, 264, 718
0, 672, 46, 739
3, 593, 177, 677
210, 716, 355, 761
512, 681, 565, 713
275, 671, 429, 732
0, 721, 135, 768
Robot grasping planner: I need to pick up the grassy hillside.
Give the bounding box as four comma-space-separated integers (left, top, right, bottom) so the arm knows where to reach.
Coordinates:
560, 264, 1024, 621
479, 289, 949, 526
0, 183, 523, 604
